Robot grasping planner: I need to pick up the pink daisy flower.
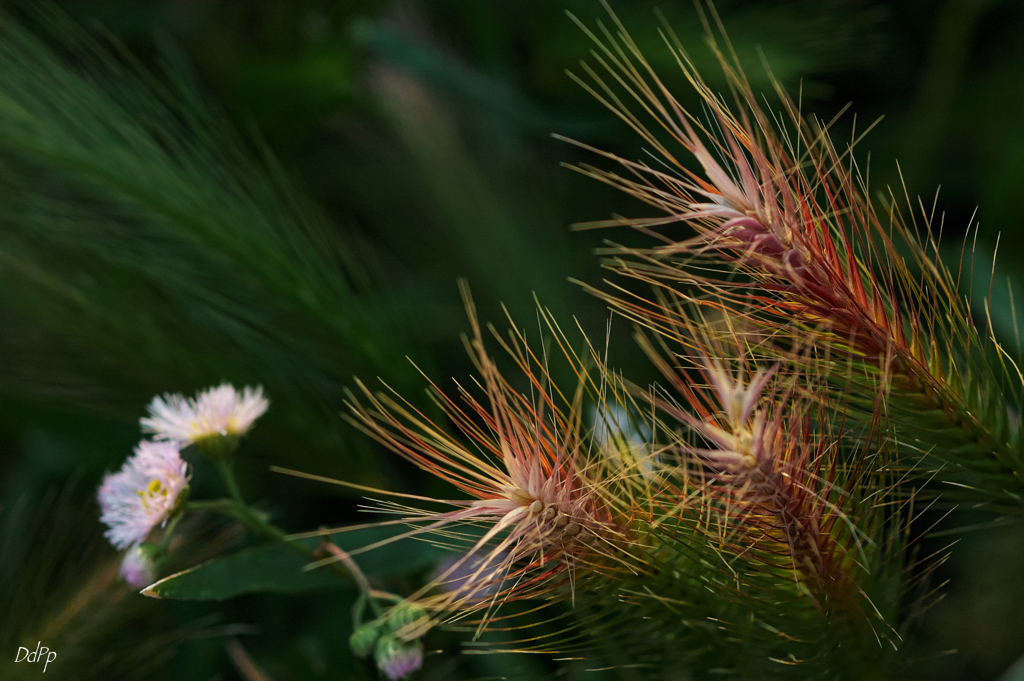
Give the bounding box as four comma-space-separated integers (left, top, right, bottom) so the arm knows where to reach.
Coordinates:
141, 383, 269, 445
98, 440, 190, 550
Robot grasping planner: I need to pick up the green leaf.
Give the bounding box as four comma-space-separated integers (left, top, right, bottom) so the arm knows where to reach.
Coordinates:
142, 526, 454, 601
142, 538, 339, 600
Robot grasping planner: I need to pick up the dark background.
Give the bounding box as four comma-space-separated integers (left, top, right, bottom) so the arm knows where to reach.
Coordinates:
2, 0, 1023, 679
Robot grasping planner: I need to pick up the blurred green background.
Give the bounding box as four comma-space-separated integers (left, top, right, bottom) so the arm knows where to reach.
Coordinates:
1, 0, 1023, 679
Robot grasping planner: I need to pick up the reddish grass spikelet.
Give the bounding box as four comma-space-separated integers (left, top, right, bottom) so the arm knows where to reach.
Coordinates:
560, 7, 918, 367
653, 355, 857, 602
562, 5, 1024, 501
633, 340, 909, 674
297, 289, 624, 634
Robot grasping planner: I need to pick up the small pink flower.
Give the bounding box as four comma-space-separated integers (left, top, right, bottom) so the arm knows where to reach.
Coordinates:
141, 383, 268, 444
98, 440, 190, 549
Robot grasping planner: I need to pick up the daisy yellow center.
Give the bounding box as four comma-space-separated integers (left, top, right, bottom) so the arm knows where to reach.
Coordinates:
137, 478, 169, 510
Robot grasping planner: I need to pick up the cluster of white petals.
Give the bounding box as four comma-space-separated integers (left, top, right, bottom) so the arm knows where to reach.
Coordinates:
97, 440, 190, 550
141, 383, 269, 444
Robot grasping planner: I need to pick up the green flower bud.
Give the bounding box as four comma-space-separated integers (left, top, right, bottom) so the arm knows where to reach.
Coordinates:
349, 621, 380, 658
386, 602, 429, 638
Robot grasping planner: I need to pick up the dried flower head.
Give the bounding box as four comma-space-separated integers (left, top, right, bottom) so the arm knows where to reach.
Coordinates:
141, 383, 268, 454
98, 440, 190, 550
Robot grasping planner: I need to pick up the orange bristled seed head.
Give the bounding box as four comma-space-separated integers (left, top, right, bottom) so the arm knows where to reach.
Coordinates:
325, 289, 625, 632
561, 6, 1024, 508
558, 7, 950, 375
649, 348, 873, 620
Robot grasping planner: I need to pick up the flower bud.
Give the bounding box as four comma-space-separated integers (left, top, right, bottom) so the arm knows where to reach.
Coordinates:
119, 543, 159, 589
349, 621, 380, 659
375, 635, 423, 680
386, 601, 428, 638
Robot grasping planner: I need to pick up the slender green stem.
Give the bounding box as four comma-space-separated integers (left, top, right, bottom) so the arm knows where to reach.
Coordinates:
158, 513, 182, 553
188, 464, 356, 585
183, 499, 235, 511
352, 592, 368, 630
184, 498, 259, 532
211, 459, 290, 542
215, 458, 247, 507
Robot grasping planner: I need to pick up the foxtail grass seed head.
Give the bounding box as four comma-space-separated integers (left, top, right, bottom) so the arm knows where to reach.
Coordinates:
98, 440, 190, 550
562, 8, 935, 367
687, 362, 779, 476
564, 5, 1024, 508
141, 384, 268, 459
339, 294, 621, 627
348, 362, 614, 616
657, 354, 882, 627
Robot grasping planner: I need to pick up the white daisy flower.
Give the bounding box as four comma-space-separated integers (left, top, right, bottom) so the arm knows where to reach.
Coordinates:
140, 383, 269, 445
591, 403, 658, 481
98, 440, 190, 550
